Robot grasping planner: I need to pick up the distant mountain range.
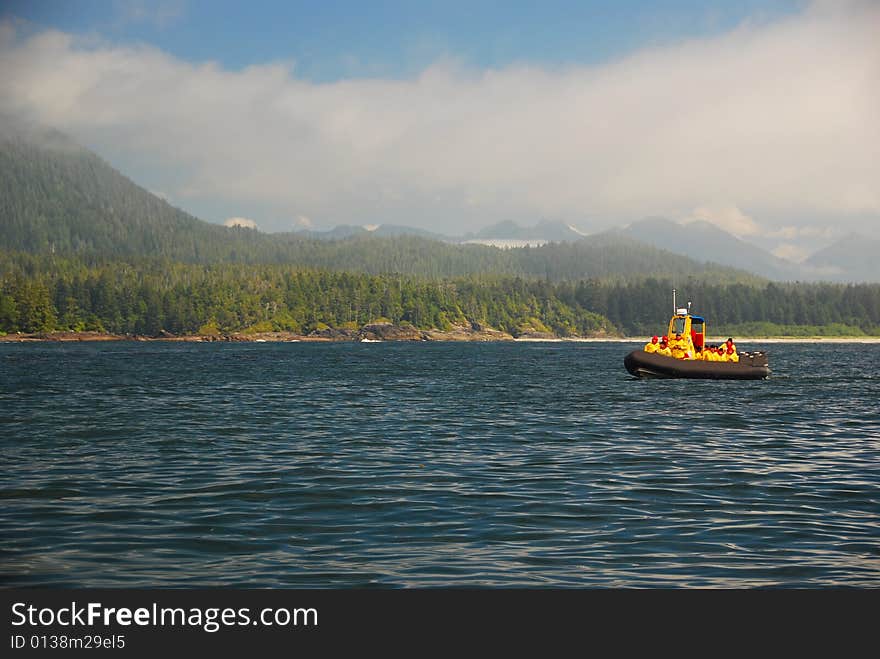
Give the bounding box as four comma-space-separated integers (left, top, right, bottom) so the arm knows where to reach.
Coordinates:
464, 219, 587, 243
294, 218, 585, 244
599, 217, 800, 281
296, 216, 879, 283
603, 217, 879, 283
1, 119, 876, 283
802, 233, 880, 283
295, 223, 448, 241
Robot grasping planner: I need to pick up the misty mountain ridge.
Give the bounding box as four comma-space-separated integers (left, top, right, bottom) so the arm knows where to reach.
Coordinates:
317, 215, 863, 280
293, 223, 448, 242
0, 117, 251, 259
1, 121, 759, 283
803, 233, 880, 283
291, 217, 879, 283
293, 218, 588, 244
2, 119, 875, 283
464, 219, 587, 242
603, 217, 801, 281
600, 217, 878, 283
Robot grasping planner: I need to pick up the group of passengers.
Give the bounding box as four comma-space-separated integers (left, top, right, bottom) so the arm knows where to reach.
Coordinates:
643, 335, 738, 362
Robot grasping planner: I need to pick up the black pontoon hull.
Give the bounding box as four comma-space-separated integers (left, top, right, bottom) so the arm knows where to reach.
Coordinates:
624, 350, 770, 380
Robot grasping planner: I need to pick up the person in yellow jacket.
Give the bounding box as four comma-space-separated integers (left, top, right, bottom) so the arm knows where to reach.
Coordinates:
644, 335, 660, 353
656, 336, 672, 357
669, 333, 694, 360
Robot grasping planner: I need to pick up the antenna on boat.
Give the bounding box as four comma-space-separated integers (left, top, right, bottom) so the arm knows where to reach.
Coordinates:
672, 289, 676, 314
687, 301, 692, 315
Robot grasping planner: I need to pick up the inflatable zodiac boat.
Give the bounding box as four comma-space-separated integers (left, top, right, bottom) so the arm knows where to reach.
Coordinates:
624, 297, 770, 380
624, 349, 770, 379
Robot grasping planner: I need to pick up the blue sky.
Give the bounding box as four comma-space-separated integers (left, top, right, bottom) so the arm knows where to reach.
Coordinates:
1, 1, 877, 258
4, 0, 806, 80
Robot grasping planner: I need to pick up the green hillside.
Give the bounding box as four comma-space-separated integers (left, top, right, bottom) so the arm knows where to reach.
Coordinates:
0, 122, 247, 258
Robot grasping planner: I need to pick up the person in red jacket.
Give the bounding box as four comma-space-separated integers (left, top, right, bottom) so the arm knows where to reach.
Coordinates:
726, 344, 739, 363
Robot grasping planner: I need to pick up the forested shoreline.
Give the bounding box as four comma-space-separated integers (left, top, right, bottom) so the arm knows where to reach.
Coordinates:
2, 251, 878, 338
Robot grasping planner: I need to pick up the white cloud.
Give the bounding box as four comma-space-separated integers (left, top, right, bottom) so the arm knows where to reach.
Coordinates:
223, 216, 257, 229
1, 1, 878, 235
292, 215, 313, 229
765, 225, 837, 240
771, 243, 811, 263
682, 205, 762, 238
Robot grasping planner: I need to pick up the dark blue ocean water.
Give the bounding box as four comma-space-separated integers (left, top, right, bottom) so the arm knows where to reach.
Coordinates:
1, 341, 878, 587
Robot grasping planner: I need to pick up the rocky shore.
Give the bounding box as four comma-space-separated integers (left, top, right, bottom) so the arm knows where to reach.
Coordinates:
0, 322, 615, 343
7, 325, 874, 344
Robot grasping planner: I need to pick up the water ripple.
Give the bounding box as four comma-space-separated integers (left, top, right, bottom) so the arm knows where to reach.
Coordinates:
1, 341, 878, 587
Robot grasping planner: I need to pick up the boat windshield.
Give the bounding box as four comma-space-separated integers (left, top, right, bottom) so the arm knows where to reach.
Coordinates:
671, 316, 687, 335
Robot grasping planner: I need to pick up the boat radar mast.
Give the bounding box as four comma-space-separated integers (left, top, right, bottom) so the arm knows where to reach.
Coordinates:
671, 289, 692, 316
